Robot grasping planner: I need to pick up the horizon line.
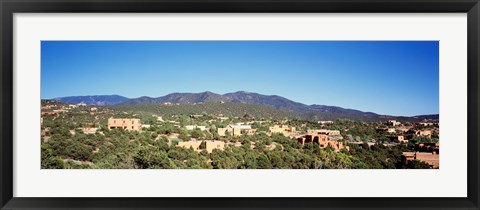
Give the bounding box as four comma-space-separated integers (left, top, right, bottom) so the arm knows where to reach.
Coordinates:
42, 91, 439, 117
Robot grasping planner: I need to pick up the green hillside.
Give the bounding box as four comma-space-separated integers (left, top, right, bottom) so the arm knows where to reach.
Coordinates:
111, 102, 299, 120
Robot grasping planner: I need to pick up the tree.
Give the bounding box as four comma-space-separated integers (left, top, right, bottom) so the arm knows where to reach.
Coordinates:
171, 138, 181, 146
178, 131, 190, 141
410, 136, 431, 145
64, 141, 93, 161
190, 129, 203, 139
134, 147, 176, 169
268, 151, 284, 168
210, 125, 217, 133
410, 160, 431, 169
41, 145, 65, 169
212, 156, 240, 169
257, 155, 272, 169
199, 141, 207, 150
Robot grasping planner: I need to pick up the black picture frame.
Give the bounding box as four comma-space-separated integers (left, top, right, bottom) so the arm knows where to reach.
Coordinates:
1, 0, 479, 209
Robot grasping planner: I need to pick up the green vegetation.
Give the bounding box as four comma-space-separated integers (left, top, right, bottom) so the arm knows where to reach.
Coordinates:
42, 125, 416, 169
40, 101, 437, 169
112, 102, 297, 120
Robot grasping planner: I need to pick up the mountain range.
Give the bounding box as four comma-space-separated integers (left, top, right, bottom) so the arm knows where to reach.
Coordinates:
53, 95, 129, 106
52, 91, 438, 122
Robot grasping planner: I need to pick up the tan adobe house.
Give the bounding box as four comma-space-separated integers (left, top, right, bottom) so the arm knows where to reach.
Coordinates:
82, 127, 98, 134
397, 135, 408, 143
185, 125, 207, 131
419, 122, 434, 126
177, 140, 225, 153
402, 151, 439, 169
108, 117, 142, 131
415, 142, 440, 153
388, 120, 401, 126
416, 130, 432, 138
297, 134, 348, 151
269, 125, 296, 136
218, 124, 253, 137
318, 121, 334, 125
307, 129, 341, 136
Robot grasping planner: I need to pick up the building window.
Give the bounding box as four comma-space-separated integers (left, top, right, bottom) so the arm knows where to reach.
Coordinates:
114, 120, 116, 123
132, 126, 134, 129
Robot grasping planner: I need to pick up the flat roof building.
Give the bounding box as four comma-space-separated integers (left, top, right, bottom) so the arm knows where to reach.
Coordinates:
297, 134, 348, 151
318, 121, 334, 125
108, 117, 141, 131
388, 120, 401, 126
416, 130, 433, 138
218, 124, 253, 137
269, 125, 296, 136
402, 151, 439, 169
177, 140, 225, 153
82, 127, 98, 134
307, 129, 341, 136
185, 125, 207, 131
397, 135, 408, 143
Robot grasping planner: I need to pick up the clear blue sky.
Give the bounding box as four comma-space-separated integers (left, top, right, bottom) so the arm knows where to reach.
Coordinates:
41, 41, 439, 116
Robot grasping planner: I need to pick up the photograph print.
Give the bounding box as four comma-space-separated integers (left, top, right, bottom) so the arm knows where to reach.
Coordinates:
41, 41, 439, 169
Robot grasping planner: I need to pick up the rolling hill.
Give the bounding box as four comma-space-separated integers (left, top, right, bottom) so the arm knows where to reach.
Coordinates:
53, 95, 129, 106
112, 102, 298, 120
50, 91, 439, 122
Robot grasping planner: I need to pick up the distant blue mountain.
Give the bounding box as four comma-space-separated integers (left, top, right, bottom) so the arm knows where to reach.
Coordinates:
50, 91, 438, 122
53, 95, 129, 106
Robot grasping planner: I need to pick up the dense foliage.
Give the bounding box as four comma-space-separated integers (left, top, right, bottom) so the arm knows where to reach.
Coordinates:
112, 102, 297, 120
41, 101, 435, 169
41, 122, 426, 169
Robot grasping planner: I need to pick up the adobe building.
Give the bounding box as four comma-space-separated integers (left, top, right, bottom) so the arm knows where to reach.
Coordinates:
376, 127, 396, 134
396, 135, 408, 143
297, 134, 348, 151
388, 120, 401, 126
397, 127, 411, 133
349, 141, 376, 148
244, 128, 257, 136
177, 140, 225, 153
41, 111, 56, 115
416, 142, 440, 154
68, 104, 78, 109
217, 116, 229, 121
82, 127, 98, 134
205, 141, 225, 153
307, 129, 341, 136
218, 125, 234, 136
107, 117, 142, 131
387, 128, 396, 134
185, 125, 207, 131
401, 151, 439, 169
419, 122, 434, 126
269, 125, 296, 136
415, 130, 432, 138
53, 109, 68, 113
218, 124, 253, 137
177, 141, 201, 151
